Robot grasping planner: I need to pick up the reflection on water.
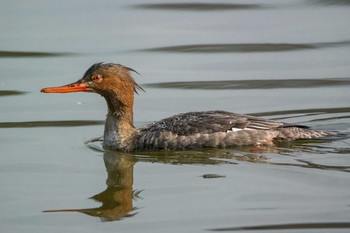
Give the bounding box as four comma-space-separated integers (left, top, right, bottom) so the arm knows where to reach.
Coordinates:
0, 51, 72, 57
201, 174, 226, 179
0, 90, 27, 96
44, 152, 139, 222
45, 132, 350, 222
2, 0, 350, 231
132, 3, 266, 11
134, 1, 350, 10
85, 138, 239, 165
310, 0, 350, 5
142, 41, 350, 53
0, 120, 104, 128
145, 78, 350, 90
250, 106, 350, 116
258, 145, 350, 173
209, 222, 350, 231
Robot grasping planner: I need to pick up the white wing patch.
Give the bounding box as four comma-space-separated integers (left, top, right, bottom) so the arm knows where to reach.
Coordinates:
227, 127, 255, 132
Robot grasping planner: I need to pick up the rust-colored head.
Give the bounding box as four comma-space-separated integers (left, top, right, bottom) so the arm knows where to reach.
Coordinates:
41, 63, 144, 112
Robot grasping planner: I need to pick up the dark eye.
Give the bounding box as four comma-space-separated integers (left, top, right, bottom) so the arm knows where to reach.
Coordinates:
92, 75, 102, 81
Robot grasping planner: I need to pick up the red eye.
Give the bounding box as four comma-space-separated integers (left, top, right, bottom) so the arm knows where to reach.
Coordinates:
92, 76, 99, 81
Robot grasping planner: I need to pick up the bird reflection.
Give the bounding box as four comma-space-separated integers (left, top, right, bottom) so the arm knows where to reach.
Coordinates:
43, 139, 350, 221
42, 148, 243, 221
44, 152, 139, 221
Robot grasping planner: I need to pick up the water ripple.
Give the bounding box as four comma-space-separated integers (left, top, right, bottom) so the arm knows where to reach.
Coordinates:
142, 41, 350, 53
250, 107, 350, 117
0, 120, 104, 128
132, 3, 266, 11
145, 78, 350, 90
0, 90, 27, 96
309, 0, 350, 5
209, 222, 350, 231
0, 51, 73, 58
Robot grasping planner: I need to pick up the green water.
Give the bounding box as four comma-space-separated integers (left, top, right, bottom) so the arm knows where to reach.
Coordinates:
1, 1, 350, 232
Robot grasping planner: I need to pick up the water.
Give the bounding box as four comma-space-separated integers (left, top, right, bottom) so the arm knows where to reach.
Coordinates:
1, 0, 350, 232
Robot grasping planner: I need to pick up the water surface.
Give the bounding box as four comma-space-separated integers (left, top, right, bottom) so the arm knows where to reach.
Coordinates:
1, 0, 350, 232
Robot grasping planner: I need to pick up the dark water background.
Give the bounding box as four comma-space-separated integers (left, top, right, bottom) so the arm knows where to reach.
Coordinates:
1, 1, 350, 232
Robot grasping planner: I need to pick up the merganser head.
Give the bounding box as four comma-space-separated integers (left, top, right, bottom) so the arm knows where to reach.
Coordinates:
41, 63, 144, 112
41, 63, 143, 94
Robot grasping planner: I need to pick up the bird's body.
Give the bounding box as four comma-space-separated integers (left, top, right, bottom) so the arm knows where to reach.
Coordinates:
41, 63, 338, 152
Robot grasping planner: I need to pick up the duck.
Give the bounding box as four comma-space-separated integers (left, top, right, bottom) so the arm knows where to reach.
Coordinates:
41, 62, 338, 152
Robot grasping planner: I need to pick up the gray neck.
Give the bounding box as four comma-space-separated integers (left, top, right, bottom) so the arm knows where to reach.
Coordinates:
103, 111, 137, 150
102, 93, 137, 150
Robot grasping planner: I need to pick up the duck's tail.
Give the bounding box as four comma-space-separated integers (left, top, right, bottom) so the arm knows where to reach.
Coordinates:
276, 125, 349, 141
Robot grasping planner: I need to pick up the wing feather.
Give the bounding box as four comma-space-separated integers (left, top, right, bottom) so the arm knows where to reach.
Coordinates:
141, 111, 289, 136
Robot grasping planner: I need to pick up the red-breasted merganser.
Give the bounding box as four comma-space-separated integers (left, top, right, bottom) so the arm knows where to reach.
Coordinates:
41, 63, 338, 151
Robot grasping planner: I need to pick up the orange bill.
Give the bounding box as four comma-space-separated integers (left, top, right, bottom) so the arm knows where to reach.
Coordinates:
41, 80, 88, 93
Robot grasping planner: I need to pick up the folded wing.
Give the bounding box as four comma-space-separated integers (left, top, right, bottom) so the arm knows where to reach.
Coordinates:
141, 110, 295, 136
